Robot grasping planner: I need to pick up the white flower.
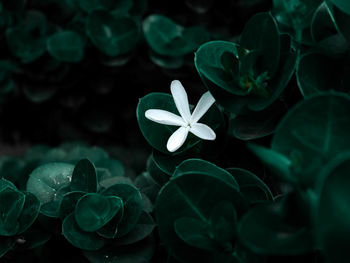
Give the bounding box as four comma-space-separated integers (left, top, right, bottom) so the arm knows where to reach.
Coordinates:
145, 80, 216, 152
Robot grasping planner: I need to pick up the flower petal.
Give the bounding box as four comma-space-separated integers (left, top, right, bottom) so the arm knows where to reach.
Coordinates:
167, 126, 189, 152
145, 109, 185, 126
171, 80, 191, 123
190, 91, 215, 124
189, 123, 216, 140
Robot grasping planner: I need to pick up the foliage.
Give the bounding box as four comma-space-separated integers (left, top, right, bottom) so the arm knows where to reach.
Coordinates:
1, 0, 350, 262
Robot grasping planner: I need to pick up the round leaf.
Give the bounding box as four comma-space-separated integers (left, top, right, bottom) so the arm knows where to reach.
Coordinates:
47, 31, 85, 62
0, 187, 25, 236
297, 53, 341, 97
17, 191, 41, 234
59, 191, 86, 220
26, 162, 74, 204
86, 10, 140, 57
173, 159, 240, 191
75, 193, 122, 232
226, 168, 273, 203
240, 12, 280, 76
142, 14, 209, 57
155, 171, 247, 263
101, 183, 143, 237
238, 198, 314, 255
62, 212, 105, 251
271, 92, 350, 187
71, 159, 97, 193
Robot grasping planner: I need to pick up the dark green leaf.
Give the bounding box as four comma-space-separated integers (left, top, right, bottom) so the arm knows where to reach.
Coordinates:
115, 211, 155, 245
71, 159, 97, 193
142, 14, 209, 56
174, 217, 216, 251
297, 53, 341, 97
101, 183, 143, 237
226, 168, 273, 203
173, 159, 240, 191
330, 0, 350, 16
238, 197, 314, 255
273, 0, 323, 30
0, 187, 25, 236
247, 143, 295, 183
75, 193, 122, 232
17, 192, 41, 234
26, 162, 74, 217
62, 212, 105, 251
5, 10, 48, 63
272, 92, 350, 187
26, 162, 74, 204
240, 12, 280, 76
155, 169, 247, 262
77, 0, 114, 12
59, 191, 85, 220
210, 201, 237, 244
47, 30, 85, 62
86, 10, 140, 57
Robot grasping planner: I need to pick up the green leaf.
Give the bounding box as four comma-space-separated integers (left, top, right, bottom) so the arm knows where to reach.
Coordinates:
59, 191, 86, 220
26, 162, 74, 204
17, 192, 41, 234
115, 211, 155, 245
195, 41, 243, 97
195, 36, 296, 113
96, 202, 124, 238
62, 212, 105, 251
101, 183, 143, 237
47, 30, 85, 62
273, 0, 323, 30
332, 4, 350, 43
5, 10, 48, 63
0, 178, 16, 191
71, 159, 97, 193
317, 152, 350, 263
247, 143, 295, 183
146, 154, 170, 186
271, 92, 350, 188
0, 187, 25, 236
174, 217, 216, 251
173, 159, 240, 191
137, 92, 223, 154
330, 0, 350, 16
77, 0, 114, 12
238, 196, 314, 255
228, 99, 288, 140
210, 201, 237, 244
142, 14, 209, 57
86, 10, 140, 57
296, 53, 341, 97
155, 170, 247, 263
240, 12, 280, 76
226, 168, 273, 203
26, 162, 74, 217
311, 2, 337, 42
75, 193, 123, 232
